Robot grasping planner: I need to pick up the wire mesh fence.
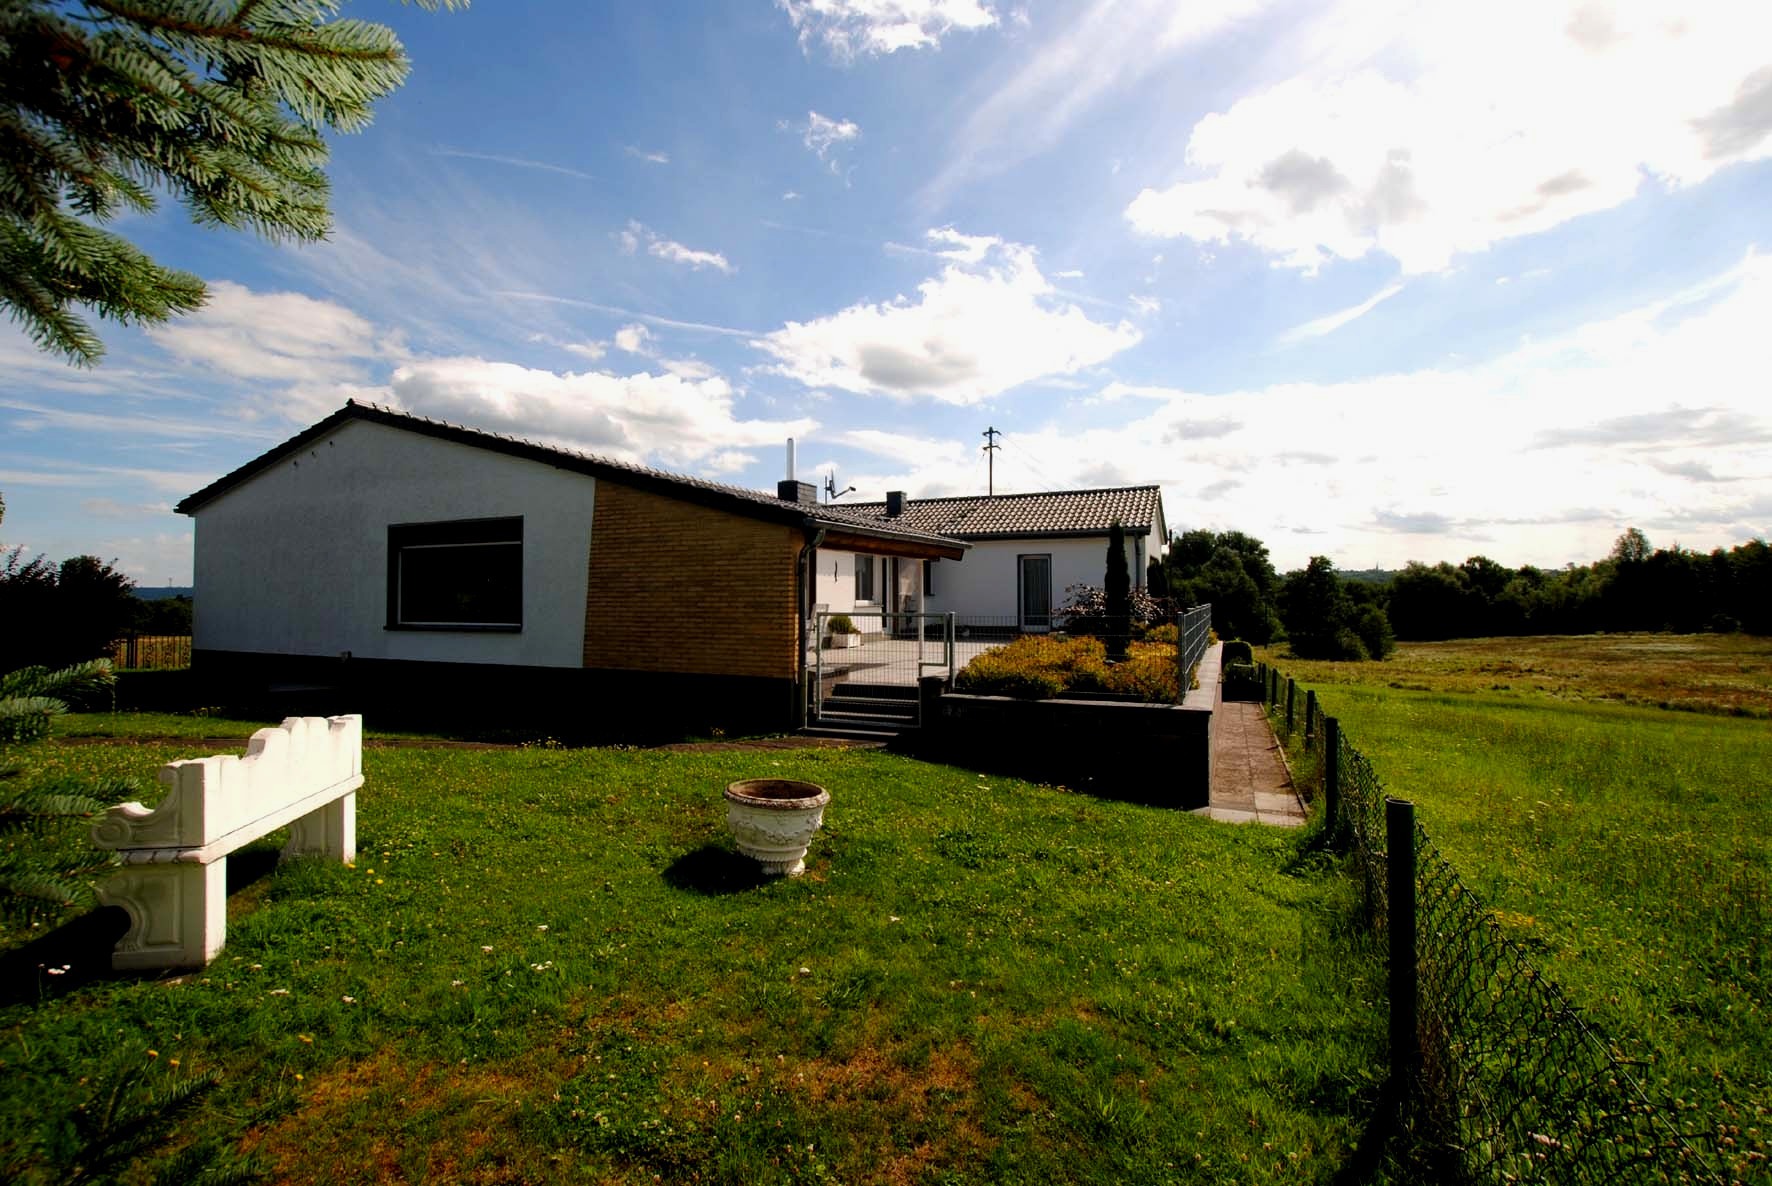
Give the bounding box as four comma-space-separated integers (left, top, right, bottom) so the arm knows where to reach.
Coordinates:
1255, 661, 1726, 1185
1176, 604, 1211, 690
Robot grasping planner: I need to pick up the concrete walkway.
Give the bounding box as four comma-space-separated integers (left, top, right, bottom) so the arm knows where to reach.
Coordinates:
1195, 701, 1308, 827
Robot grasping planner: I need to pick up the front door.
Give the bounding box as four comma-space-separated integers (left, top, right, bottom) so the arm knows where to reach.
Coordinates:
1019, 554, 1052, 632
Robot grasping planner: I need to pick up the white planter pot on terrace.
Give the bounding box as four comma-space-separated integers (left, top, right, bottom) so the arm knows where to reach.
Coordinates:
823, 633, 861, 648
724, 779, 830, 877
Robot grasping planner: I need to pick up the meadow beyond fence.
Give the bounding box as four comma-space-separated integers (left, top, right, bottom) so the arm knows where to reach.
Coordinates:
1253, 660, 1736, 1184
109, 634, 191, 670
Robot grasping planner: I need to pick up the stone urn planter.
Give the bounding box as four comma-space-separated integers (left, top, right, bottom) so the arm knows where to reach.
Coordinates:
723, 779, 830, 877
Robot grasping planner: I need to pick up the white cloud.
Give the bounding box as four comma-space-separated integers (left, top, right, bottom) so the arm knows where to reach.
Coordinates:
752, 229, 1141, 404
144, 281, 383, 387
780, 0, 998, 59
625, 146, 670, 165
980, 252, 1772, 569
1129, 294, 1163, 316
563, 340, 607, 361
1279, 282, 1405, 344
617, 220, 735, 273
802, 111, 860, 159
1127, 0, 1772, 272
613, 324, 655, 355
832, 254, 1772, 570
386, 358, 815, 474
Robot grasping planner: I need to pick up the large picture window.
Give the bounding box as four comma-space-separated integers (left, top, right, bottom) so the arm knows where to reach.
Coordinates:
387, 517, 523, 630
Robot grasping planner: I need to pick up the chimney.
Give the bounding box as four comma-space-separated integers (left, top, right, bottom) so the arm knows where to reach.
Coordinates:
786, 438, 796, 480
777, 479, 819, 505
885, 491, 907, 517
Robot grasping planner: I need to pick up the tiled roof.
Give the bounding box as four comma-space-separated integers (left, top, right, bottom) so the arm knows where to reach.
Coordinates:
842, 486, 1164, 539
174, 402, 967, 555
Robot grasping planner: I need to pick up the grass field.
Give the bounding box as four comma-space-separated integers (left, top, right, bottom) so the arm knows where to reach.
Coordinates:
3, 730, 1388, 1185
1260, 633, 1772, 1183
1271, 630, 1772, 719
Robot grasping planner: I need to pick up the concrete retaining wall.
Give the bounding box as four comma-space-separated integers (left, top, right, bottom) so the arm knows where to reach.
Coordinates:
913, 643, 1222, 809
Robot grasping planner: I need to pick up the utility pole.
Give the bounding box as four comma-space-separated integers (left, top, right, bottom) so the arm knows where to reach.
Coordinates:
981, 425, 1001, 496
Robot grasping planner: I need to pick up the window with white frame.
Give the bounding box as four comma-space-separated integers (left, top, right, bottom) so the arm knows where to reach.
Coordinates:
387, 517, 522, 630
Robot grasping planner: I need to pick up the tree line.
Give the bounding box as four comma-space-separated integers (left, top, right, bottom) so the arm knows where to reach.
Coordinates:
1, 495, 190, 672
1149, 526, 1771, 660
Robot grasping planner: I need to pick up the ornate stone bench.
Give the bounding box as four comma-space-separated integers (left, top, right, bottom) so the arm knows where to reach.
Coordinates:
91, 714, 363, 970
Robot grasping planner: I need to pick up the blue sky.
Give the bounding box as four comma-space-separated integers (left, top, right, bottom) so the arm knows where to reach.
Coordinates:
4, 0, 1771, 584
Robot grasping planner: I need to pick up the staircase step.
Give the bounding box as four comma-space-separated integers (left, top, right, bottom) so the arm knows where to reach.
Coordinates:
828, 683, 918, 701
799, 724, 899, 743
820, 697, 917, 718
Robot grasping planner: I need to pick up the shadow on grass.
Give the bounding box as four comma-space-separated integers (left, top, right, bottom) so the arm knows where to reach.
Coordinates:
0, 845, 295, 1006
0, 906, 130, 1005
662, 844, 772, 896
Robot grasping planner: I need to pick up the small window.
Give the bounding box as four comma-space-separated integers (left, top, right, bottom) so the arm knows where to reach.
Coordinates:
923, 559, 935, 597
854, 554, 875, 602
387, 517, 522, 631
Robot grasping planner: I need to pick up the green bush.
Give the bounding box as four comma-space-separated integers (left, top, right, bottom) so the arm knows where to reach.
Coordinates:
826, 614, 857, 634
1222, 640, 1254, 664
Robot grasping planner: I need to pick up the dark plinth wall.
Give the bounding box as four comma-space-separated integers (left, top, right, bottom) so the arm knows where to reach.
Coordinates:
909, 644, 1222, 809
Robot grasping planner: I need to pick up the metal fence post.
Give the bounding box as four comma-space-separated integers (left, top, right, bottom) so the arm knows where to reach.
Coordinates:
1304, 689, 1317, 750
1285, 678, 1296, 735
1386, 796, 1419, 1118
1323, 716, 1340, 837
946, 612, 956, 683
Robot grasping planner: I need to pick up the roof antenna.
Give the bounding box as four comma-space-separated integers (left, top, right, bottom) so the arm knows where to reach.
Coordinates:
981, 425, 1001, 496
824, 471, 855, 503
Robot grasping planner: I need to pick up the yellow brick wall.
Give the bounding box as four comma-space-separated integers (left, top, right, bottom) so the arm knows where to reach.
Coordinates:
583, 481, 802, 679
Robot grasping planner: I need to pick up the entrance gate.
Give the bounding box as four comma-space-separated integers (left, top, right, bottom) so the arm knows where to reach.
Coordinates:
807, 610, 956, 731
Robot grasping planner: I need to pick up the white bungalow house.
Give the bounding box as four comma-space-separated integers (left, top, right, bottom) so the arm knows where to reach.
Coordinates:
174, 401, 965, 736
812, 487, 1167, 633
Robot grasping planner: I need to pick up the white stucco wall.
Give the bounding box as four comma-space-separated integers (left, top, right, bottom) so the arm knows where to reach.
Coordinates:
812, 548, 859, 614
191, 420, 596, 667
923, 534, 1152, 624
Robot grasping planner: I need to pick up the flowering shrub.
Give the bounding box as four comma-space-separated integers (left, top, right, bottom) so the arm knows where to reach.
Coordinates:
1059, 583, 1178, 634
954, 636, 1182, 702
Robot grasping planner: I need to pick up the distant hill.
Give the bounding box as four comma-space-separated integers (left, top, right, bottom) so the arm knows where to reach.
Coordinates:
134, 586, 193, 600
1338, 569, 1396, 586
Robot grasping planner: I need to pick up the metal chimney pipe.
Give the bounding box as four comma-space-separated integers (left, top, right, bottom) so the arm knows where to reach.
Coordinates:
786, 438, 796, 480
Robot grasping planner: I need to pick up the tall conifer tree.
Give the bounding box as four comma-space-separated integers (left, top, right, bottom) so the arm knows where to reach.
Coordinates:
1105, 517, 1130, 661
1, 0, 455, 365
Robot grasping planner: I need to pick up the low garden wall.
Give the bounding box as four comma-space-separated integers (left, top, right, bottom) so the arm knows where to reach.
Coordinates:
912, 644, 1222, 809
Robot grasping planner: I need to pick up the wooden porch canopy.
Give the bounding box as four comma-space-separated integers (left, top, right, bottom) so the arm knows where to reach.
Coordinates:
814, 526, 966, 562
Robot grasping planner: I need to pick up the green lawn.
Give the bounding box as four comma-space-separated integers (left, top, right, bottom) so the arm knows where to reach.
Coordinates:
1260, 638, 1772, 1183
3, 727, 1388, 1185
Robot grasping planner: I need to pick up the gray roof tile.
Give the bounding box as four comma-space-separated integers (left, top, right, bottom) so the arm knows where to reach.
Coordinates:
842, 487, 1163, 539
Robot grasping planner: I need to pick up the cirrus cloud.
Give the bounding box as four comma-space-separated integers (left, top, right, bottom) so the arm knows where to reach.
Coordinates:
779, 0, 998, 60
